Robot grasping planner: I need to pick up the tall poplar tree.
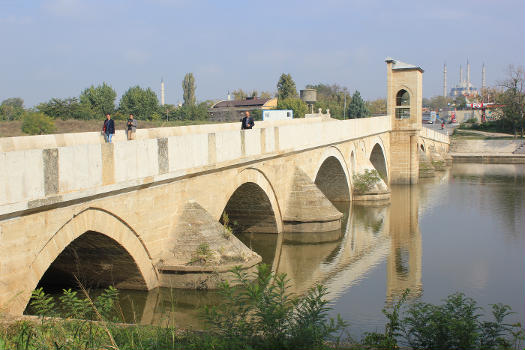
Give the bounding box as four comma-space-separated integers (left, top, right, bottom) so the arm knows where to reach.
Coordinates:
182, 73, 196, 106
277, 73, 298, 100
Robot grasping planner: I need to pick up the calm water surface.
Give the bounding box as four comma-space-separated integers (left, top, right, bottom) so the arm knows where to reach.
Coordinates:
36, 163, 525, 336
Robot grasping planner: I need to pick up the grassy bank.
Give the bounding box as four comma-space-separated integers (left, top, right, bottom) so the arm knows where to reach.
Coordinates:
1, 265, 523, 350
0, 119, 225, 138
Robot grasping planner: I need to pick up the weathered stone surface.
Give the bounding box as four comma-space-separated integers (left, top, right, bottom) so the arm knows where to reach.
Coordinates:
157, 138, 169, 174
158, 201, 261, 289
42, 148, 58, 196
283, 167, 343, 232
419, 150, 435, 178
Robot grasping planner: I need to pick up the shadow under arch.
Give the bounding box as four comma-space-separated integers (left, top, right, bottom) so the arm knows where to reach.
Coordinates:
217, 167, 284, 270
23, 208, 158, 311
369, 142, 389, 183
314, 146, 351, 203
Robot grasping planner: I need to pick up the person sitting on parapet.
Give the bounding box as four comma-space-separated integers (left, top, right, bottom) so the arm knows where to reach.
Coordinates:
127, 114, 137, 140
102, 113, 115, 143
241, 111, 255, 130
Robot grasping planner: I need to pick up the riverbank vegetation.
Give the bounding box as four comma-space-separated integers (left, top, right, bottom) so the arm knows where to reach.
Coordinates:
1, 264, 523, 350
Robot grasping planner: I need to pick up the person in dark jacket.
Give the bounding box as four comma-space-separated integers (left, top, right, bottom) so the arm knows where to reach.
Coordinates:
240, 111, 255, 130
127, 114, 137, 140
102, 113, 115, 143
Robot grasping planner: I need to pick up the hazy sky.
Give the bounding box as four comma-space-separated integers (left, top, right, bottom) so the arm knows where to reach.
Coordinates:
1, 0, 524, 107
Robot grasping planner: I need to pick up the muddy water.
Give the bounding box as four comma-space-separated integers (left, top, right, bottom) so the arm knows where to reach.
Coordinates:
31, 163, 525, 336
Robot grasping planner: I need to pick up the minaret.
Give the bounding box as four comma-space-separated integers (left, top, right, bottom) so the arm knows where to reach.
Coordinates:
482, 63, 486, 93
466, 59, 471, 93
443, 62, 447, 97
161, 79, 165, 106
459, 65, 463, 86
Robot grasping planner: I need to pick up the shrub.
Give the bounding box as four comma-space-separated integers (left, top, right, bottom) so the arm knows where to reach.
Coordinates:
21, 112, 56, 135
203, 264, 347, 350
352, 169, 381, 194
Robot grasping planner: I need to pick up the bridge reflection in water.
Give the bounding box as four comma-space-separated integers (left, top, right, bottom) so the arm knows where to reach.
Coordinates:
109, 184, 424, 328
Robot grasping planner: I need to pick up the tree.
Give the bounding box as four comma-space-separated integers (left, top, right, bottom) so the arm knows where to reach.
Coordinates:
169, 101, 210, 121
277, 73, 298, 100
119, 86, 160, 120
427, 95, 451, 111
79, 82, 116, 117
305, 83, 351, 119
499, 65, 525, 136
366, 98, 387, 115
277, 98, 308, 118
0, 97, 25, 120
182, 73, 196, 106
453, 95, 467, 109
260, 91, 273, 99
347, 91, 369, 119
37, 97, 93, 120
21, 112, 56, 135
232, 89, 247, 100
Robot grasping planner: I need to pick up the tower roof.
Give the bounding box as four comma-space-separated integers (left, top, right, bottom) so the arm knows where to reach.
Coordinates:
385, 57, 424, 73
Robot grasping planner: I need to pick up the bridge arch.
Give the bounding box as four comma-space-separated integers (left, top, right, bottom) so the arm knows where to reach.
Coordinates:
368, 137, 389, 183
218, 167, 283, 234
218, 168, 283, 270
25, 208, 158, 308
314, 146, 351, 203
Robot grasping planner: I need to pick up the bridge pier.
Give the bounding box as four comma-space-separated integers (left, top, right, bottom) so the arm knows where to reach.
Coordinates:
157, 201, 261, 289
282, 168, 343, 242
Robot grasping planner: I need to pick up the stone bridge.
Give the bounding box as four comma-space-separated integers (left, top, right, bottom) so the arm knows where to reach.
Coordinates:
0, 59, 449, 315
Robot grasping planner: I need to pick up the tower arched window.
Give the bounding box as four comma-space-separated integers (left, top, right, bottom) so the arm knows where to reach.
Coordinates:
395, 89, 410, 119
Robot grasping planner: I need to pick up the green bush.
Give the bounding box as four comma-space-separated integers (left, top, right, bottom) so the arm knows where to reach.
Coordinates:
203, 264, 347, 349
21, 112, 56, 135
363, 290, 525, 350
352, 169, 381, 194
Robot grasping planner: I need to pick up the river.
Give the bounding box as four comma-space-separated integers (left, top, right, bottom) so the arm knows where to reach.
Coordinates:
28, 163, 525, 337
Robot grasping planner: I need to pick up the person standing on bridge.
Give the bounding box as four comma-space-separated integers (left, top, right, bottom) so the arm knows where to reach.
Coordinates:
241, 111, 255, 130
127, 114, 137, 140
103, 113, 115, 143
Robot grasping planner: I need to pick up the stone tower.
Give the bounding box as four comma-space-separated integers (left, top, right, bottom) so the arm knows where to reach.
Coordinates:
385, 58, 423, 184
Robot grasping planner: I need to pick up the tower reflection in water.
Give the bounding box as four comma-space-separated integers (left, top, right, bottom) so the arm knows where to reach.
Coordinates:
118, 185, 423, 327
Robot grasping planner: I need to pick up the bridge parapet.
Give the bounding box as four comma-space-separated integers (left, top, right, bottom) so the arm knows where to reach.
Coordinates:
419, 126, 450, 144
0, 116, 391, 218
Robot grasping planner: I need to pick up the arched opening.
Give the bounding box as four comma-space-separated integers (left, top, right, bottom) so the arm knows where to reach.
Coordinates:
36, 231, 147, 292
220, 182, 279, 265
395, 89, 410, 119
370, 143, 388, 182
314, 156, 350, 203
420, 143, 425, 152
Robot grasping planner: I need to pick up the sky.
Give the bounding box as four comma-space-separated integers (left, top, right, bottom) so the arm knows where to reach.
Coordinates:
1, 0, 524, 107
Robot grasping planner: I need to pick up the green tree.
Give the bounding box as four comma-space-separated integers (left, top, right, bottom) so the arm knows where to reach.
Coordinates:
0, 97, 25, 120
232, 89, 247, 100
427, 95, 451, 111
21, 112, 56, 135
79, 82, 116, 117
499, 65, 525, 136
182, 73, 196, 106
37, 97, 93, 120
306, 83, 352, 119
366, 98, 387, 115
119, 86, 160, 120
260, 91, 273, 99
277, 98, 308, 118
170, 101, 210, 121
347, 90, 369, 118
277, 73, 298, 100
454, 94, 467, 109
